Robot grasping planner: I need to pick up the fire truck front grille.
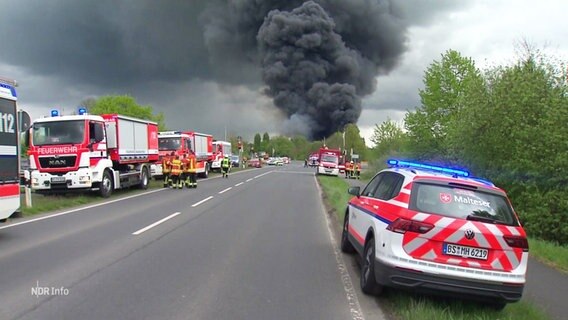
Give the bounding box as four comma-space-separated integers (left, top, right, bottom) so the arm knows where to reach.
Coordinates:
39, 156, 77, 168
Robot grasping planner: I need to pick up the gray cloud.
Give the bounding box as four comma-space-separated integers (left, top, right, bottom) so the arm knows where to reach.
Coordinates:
0, 0, 466, 140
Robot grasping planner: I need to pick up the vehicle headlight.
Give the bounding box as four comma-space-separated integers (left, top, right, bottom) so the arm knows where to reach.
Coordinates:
79, 176, 90, 181
32, 178, 39, 184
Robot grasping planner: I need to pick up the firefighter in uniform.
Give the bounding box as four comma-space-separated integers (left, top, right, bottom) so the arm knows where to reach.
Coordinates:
186, 152, 197, 188
170, 155, 183, 189
221, 155, 230, 178
345, 161, 352, 179
163, 151, 175, 187
162, 153, 172, 187
354, 161, 360, 179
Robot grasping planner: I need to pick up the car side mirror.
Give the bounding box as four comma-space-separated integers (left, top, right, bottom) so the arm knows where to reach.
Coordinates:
348, 186, 360, 198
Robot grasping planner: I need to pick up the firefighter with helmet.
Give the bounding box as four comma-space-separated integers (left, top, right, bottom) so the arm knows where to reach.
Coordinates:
162, 152, 174, 187
170, 154, 183, 189
185, 151, 198, 188
221, 155, 231, 178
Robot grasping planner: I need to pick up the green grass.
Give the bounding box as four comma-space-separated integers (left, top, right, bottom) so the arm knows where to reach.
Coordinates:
317, 175, 352, 221
316, 175, 551, 320
528, 237, 568, 274
386, 292, 548, 320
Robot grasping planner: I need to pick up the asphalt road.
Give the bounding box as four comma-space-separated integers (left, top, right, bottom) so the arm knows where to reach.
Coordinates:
0, 163, 384, 320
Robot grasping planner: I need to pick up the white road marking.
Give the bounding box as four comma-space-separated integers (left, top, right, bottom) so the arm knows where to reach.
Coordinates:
219, 187, 232, 194
314, 176, 367, 320
191, 196, 214, 207
132, 212, 181, 235
235, 182, 244, 187
274, 171, 315, 175
0, 188, 166, 230
254, 171, 274, 178
246, 178, 253, 182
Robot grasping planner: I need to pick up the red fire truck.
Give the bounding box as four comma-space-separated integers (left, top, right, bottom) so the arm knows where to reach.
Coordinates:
26, 111, 159, 197
0, 77, 19, 222
316, 147, 341, 176
152, 131, 214, 178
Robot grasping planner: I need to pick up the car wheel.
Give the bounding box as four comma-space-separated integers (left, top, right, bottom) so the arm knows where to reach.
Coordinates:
341, 212, 355, 253
361, 237, 383, 295
201, 164, 209, 178
139, 166, 149, 190
99, 170, 113, 198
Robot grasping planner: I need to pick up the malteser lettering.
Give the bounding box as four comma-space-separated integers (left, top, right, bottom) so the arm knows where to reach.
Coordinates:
454, 195, 490, 208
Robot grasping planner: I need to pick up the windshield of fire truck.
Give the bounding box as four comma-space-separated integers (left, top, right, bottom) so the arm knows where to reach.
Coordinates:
32, 120, 85, 146
321, 154, 338, 164
159, 137, 181, 151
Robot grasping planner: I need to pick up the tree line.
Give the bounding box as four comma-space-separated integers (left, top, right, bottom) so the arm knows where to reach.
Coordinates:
371, 46, 567, 245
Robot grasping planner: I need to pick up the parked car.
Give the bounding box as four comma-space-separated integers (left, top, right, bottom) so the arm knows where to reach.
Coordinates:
248, 158, 262, 168
342, 159, 528, 310
230, 155, 240, 167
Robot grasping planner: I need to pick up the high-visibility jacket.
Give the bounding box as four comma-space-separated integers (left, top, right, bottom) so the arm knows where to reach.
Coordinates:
171, 159, 182, 176
187, 155, 197, 173
221, 158, 230, 169
162, 157, 171, 174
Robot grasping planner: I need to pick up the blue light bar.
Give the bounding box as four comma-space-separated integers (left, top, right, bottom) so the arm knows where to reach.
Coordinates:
51, 109, 59, 117
387, 159, 470, 177
78, 107, 87, 115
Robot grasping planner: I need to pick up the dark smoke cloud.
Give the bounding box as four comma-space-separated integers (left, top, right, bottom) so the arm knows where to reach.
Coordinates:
0, 0, 465, 139
203, 0, 408, 139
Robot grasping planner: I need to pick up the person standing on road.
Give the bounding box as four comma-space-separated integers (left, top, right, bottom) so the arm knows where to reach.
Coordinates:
354, 162, 360, 179
187, 152, 197, 188
170, 155, 183, 189
221, 155, 230, 178
162, 152, 174, 187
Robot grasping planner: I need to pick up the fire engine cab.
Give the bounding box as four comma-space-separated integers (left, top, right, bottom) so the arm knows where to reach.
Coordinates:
152, 131, 213, 178
342, 159, 528, 309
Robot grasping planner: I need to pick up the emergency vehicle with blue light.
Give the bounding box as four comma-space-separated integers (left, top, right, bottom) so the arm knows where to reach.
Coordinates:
342, 159, 528, 309
26, 109, 159, 197
0, 77, 20, 222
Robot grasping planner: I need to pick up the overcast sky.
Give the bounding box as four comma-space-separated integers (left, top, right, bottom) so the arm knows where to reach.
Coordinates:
1, 0, 566, 146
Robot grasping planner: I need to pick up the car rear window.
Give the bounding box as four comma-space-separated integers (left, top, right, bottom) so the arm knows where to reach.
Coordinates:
411, 183, 518, 226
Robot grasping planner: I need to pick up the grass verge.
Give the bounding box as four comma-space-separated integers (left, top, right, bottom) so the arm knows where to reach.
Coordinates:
316, 175, 551, 320
16, 167, 254, 218
528, 237, 568, 274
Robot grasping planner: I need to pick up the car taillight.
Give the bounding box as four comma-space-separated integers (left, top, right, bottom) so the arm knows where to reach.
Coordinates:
386, 218, 434, 234
503, 235, 529, 251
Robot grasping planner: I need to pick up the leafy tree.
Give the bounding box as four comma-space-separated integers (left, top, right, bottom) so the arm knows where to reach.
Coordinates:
268, 136, 294, 157
261, 132, 270, 151
253, 133, 261, 153
371, 118, 408, 157
405, 49, 483, 161
344, 124, 367, 160
89, 95, 167, 130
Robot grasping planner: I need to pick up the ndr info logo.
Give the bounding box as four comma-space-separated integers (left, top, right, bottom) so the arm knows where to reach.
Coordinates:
31, 281, 69, 298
